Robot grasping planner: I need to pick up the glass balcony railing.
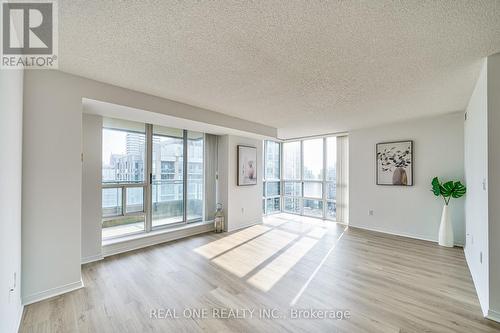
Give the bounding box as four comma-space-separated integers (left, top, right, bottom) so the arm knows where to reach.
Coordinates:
151, 180, 203, 227
102, 185, 145, 239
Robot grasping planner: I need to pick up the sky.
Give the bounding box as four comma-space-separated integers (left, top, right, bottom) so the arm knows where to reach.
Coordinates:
102, 129, 127, 165
285, 137, 336, 178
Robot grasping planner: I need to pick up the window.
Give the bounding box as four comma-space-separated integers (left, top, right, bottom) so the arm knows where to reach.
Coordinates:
265, 182, 280, 197
126, 187, 144, 213
102, 118, 205, 241
282, 141, 301, 214
280, 135, 345, 221
283, 141, 301, 180
284, 197, 300, 214
265, 197, 280, 214
303, 182, 322, 198
284, 182, 302, 196
102, 187, 122, 217
152, 126, 184, 228
265, 141, 280, 180
102, 127, 145, 183
303, 199, 323, 217
303, 138, 323, 180
302, 138, 323, 218
326, 201, 336, 220
263, 140, 281, 215
102, 120, 146, 239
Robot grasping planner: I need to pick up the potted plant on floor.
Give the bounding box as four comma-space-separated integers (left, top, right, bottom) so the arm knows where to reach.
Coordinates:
431, 177, 466, 247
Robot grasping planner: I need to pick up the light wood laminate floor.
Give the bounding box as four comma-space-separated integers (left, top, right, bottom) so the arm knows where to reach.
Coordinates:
20, 214, 500, 332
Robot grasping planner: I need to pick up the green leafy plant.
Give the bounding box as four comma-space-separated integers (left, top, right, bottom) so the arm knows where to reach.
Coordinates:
431, 177, 466, 205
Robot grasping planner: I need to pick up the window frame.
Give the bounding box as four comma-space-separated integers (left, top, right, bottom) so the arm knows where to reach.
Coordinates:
280, 136, 340, 221
150, 128, 187, 229
263, 140, 282, 215
101, 125, 148, 240
281, 140, 302, 214
101, 120, 205, 241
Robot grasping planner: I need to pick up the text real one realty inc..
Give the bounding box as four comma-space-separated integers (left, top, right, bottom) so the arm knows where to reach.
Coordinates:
150, 308, 351, 320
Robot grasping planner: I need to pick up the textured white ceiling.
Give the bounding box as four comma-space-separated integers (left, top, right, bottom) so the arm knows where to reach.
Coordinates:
59, 1, 500, 138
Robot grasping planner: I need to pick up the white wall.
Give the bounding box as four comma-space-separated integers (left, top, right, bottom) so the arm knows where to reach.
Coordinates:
22, 70, 275, 304
487, 53, 500, 319
218, 135, 263, 231
23, 72, 84, 304
464, 59, 489, 314
0, 70, 24, 332
463, 54, 500, 321
349, 112, 465, 244
81, 114, 103, 263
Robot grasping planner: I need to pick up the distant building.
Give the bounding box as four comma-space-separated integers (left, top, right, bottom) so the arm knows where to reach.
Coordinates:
103, 131, 204, 212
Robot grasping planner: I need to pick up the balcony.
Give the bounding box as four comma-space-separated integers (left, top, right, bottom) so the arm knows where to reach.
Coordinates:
102, 199, 203, 239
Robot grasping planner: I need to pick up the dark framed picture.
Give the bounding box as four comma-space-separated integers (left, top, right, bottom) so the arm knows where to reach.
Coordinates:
376, 140, 413, 186
237, 145, 257, 186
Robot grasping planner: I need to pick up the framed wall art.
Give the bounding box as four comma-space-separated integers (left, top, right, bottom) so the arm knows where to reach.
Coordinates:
376, 140, 413, 186
237, 145, 257, 186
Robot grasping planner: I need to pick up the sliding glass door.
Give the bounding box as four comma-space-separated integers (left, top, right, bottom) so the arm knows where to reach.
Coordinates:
102, 119, 204, 240
151, 126, 184, 227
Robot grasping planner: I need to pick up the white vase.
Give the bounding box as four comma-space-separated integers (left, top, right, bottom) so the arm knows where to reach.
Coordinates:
438, 205, 454, 247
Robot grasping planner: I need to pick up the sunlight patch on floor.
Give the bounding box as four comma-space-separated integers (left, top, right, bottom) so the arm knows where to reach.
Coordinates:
261, 215, 290, 228
194, 224, 271, 259
272, 214, 327, 226
247, 236, 318, 292
306, 227, 328, 239
212, 229, 298, 277
193, 213, 344, 299
276, 220, 313, 234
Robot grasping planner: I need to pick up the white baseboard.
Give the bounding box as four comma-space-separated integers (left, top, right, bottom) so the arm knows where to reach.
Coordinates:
487, 309, 500, 323
102, 221, 214, 257
22, 279, 84, 306
226, 217, 263, 232
349, 224, 464, 247
81, 253, 104, 265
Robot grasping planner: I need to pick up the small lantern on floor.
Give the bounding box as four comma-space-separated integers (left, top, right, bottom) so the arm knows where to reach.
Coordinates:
214, 203, 225, 233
